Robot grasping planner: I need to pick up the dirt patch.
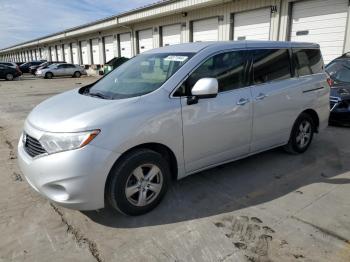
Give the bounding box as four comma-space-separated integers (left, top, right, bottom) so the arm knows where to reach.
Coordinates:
12, 172, 23, 182
5, 139, 13, 149
214, 215, 275, 262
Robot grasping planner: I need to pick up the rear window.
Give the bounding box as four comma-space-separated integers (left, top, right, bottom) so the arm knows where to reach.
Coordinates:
293, 49, 323, 76
252, 49, 292, 84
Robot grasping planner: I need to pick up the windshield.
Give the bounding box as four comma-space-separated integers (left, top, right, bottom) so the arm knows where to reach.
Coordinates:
86, 52, 194, 99
326, 60, 350, 83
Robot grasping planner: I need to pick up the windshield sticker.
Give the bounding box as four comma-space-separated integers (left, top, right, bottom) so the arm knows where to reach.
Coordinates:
164, 56, 188, 62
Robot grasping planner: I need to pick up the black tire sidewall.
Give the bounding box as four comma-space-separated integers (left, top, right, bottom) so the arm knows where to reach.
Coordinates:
74, 71, 81, 78
6, 73, 14, 81
45, 72, 53, 79
106, 149, 170, 216
290, 113, 315, 153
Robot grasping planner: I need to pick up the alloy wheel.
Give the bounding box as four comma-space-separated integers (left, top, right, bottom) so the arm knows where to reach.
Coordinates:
296, 120, 312, 149
125, 164, 163, 207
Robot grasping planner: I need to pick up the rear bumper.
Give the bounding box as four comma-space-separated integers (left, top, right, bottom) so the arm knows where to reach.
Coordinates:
18, 133, 120, 210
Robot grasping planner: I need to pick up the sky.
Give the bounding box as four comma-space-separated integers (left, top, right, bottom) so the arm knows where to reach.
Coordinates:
0, 0, 156, 49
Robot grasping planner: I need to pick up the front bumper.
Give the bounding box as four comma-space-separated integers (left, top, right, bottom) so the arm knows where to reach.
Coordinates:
18, 132, 120, 210
329, 96, 350, 124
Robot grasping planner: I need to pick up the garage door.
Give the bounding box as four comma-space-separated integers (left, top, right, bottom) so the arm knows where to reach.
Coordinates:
35, 49, 40, 60
104, 36, 114, 63
72, 43, 79, 64
80, 41, 88, 65
57, 46, 63, 61
91, 38, 100, 64
64, 44, 71, 63
162, 24, 181, 46
192, 17, 219, 42
50, 46, 56, 61
119, 33, 132, 58
290, 0, 348, 64
138, 29, 153, 53
233, 8, 271, 41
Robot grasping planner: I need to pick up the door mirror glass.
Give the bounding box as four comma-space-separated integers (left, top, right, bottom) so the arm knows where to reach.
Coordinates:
191, 78, 218, 98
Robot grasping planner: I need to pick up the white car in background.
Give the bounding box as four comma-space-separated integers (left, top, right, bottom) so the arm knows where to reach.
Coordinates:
36, 63, 87, 79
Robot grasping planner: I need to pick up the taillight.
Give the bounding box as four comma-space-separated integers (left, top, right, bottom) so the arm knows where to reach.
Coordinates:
327, 77, 334, 87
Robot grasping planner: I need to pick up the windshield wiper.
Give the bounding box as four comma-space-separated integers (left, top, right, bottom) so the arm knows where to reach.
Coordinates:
88, 92, 109, 99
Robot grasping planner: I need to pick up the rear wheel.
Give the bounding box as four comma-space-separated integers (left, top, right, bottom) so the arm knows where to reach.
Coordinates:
106, 149, 170, 216
5, 73, 14, 81
73, 71, 81, 78
45, 72, 53, 79
284, 113, 315, 154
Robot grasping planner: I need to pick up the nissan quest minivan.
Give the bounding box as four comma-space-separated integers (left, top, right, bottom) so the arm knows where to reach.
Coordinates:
18, 41, 330, 215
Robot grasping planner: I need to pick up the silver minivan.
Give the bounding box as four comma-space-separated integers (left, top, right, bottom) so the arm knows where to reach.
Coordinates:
18, 41, 330, 215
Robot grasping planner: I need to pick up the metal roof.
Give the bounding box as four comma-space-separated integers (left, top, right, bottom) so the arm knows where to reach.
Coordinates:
0, 0, 176, 51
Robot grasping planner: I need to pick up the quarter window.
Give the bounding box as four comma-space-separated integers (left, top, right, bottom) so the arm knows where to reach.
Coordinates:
252, 49, 292, 84
175, 50, 248, 96
293, 49, 323, 76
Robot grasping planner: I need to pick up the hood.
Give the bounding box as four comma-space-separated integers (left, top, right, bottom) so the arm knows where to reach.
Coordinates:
26, 88, 140, 132
330, 82, 350, 100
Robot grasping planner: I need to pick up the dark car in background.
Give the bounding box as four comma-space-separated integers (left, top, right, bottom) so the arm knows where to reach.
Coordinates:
100, 57, 129, 75
29, 61, 66, 75
326, 57, 350, 125
20, 61, 46, 73
0, 64, 22, 80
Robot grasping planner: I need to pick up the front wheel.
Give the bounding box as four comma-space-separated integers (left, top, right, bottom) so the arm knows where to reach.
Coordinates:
5, 73, 14, 81
45, 72, 53, 79
73, 71, 81, 78
106, 149, 170, 216
284, 113, 315, 154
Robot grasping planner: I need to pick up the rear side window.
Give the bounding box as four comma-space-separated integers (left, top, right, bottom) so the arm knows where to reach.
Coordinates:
293, 49, 323, 76
175, 50, 248, 96
252, 49, 292, 84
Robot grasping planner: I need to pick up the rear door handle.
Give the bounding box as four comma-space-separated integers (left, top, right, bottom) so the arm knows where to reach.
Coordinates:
237, 98, 250, 105
256, 93, 267, 100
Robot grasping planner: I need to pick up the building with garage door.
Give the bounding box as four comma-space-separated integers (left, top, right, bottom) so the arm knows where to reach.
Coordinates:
1, 0, 350, 65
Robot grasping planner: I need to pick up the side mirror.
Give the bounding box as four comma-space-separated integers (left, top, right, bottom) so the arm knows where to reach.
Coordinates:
187, 78, 218, 105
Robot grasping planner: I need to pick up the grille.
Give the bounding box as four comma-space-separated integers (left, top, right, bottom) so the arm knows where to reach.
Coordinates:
24, 134, 47, 157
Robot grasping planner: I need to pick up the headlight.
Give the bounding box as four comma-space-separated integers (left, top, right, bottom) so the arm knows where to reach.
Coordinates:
39, 130, 100, 154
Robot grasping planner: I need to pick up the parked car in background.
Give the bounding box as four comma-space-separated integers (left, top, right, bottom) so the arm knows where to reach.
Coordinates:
16, 62, 25, 66
18, 41, 329, 216
0, 62, 19, 69
35, 63, 86, 79
29, 61, 66, 75
20, 61, 46, 73
0, 64, 22, 80
101, 57, 129, 75
326, 57, 350, 125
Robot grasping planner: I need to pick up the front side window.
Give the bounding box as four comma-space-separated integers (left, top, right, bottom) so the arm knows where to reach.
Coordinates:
86, 53, 193, 99
252, 49, 292, 84
175, 50, 248, 96
293, 48, 323, 76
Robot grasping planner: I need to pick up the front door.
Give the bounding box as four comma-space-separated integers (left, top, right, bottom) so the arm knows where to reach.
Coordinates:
179, 50, 253, 173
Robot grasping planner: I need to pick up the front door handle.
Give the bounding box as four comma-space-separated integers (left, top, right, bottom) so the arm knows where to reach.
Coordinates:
256, 93, 267, 100
237, 98, 250, 106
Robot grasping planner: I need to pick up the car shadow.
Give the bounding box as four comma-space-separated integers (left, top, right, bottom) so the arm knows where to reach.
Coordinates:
82, 126, 350, 228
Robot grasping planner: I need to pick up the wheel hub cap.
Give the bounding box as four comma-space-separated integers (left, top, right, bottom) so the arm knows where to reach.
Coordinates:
125, 164, 163, 207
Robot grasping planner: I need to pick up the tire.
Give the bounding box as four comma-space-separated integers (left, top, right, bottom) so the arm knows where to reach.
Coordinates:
284, 113, 315, 154
106, 149, 170, 216
73, 71, 81, 78
5, 73, 14, 81
45, 72, 53, 79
